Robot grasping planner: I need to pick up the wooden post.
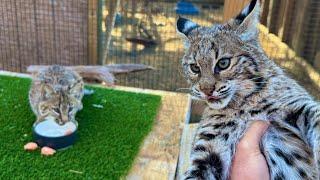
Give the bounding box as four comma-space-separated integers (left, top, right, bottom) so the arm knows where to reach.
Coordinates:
97, 0, 103, 64
290, 0, 309, 59
261, 0, 270, 25
268, 0, 286, 35
315, 51, 320, 70
280, 0, 295, 43
266, 0, 274, 29
102, 0, 121, 65
223, 0, 251, 22
130, 0, 137, 56
88, 0, 98, 65
274, 0, 288, 40
305, 0, 320, 65
145, 1, 161, 45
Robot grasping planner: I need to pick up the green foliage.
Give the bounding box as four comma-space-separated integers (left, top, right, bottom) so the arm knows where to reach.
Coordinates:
0, 75, 161, 179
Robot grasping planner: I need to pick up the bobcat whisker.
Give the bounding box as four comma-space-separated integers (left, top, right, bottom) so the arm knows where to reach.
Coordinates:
176, 88, 192, 93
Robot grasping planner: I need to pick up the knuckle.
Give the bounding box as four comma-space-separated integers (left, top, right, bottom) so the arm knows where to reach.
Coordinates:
237, 140, 253, 151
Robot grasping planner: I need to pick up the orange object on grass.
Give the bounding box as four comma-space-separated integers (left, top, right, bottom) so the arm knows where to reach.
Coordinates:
24, 142, 38, 151
41, 146, 56, 156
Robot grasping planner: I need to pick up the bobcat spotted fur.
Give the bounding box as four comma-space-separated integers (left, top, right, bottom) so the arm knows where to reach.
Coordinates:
177, 0, 320, 179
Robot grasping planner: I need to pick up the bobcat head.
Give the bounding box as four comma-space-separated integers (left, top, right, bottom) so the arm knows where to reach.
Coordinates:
177, 0, 276, 109
35, 65, 84, 124
38, 93, 78, 125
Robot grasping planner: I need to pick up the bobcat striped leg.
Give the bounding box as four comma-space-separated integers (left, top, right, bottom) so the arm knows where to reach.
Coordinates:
184, 122, 236, 180
184, 142, 231, 179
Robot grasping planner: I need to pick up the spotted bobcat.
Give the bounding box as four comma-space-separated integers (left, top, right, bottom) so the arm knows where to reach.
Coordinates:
29, 65, 84, 125
177, 0, 320, 179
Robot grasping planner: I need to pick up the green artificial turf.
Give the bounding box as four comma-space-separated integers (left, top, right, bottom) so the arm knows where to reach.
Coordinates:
0, 75, 161, 179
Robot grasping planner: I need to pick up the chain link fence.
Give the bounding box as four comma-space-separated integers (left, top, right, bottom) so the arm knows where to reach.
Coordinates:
0, 0, 91, 72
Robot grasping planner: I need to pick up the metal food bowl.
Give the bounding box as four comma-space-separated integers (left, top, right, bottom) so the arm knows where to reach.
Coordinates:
32, 117, 78, 150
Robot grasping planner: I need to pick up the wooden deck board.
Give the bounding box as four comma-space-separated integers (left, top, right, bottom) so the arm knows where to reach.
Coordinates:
120, 87, 191, 180
176, 123, 198, 180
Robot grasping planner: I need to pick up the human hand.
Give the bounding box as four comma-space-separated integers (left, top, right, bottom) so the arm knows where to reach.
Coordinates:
230, 121, 270, 180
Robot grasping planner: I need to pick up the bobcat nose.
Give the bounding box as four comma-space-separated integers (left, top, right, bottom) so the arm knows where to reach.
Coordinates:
200, 86, 215, 96
61, 114, 68, 123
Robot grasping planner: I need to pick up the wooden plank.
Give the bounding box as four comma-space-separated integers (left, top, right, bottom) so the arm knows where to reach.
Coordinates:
303, 0, 320, 64
267, 0, 295, 41
261, 0, 270, 25
281, 0, 296, 43
290, 0, 309, 58
88, 0, 98, 65
176, 123, 198, 179
266, 0, 274, 29
315, 51, 320, 70
123, 88, 191, 180
276, 0, 289, 40
267, 0, 282, 34
223, 0, 251, 22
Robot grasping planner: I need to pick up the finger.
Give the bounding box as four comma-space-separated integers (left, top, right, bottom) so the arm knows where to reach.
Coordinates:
238, 121, 269, 150
244, 121, 270, 144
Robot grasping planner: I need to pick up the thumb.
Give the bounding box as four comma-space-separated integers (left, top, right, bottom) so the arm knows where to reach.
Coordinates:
237, 121, 269, 152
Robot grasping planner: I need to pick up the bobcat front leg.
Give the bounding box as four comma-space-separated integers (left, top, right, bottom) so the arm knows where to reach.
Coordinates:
35, 115, 47, 124
184, 120, 241, 180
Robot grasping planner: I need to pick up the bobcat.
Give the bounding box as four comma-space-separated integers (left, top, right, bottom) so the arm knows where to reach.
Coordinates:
29, 65, 84, 125
177, 0, 320, 179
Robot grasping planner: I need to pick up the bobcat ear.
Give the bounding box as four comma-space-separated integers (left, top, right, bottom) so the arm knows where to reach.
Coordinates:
228, 0, 260, 41
176, 17, 199, 47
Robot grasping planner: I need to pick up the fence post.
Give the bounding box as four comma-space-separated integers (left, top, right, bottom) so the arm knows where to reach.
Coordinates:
97, 0, 103, 65
88, 0, 98, 65
261, 0, 270, 25
102, 0, 121, 65
268, 0, 287, 38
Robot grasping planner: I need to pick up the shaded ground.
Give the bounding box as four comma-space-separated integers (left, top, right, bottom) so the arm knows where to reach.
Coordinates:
0, 75, 161, 179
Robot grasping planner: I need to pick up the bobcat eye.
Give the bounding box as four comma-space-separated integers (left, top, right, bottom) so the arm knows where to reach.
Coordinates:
39, 105, 49, 115
190, 64, 200, 74
53, 108, 60, 114
216, 58, 231, 72
68, 107, 73, 113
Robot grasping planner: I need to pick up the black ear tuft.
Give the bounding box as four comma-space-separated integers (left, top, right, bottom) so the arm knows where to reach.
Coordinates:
224, 0, 260, 42
235, 0, 257, 23
177, 17, 199, 37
